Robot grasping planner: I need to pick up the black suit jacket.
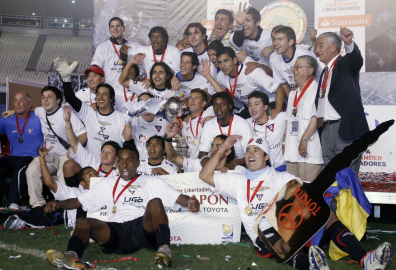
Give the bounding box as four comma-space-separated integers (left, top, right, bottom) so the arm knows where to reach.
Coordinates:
315, 43, 369, 140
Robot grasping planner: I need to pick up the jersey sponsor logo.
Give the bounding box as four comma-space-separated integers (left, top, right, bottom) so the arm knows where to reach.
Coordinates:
130, 185, 140, 189
236, 84, 244, 88
12, 130, 18, 133
246, 45, 259, 50
267, 124, 274, 132
284, 68, 293, 74
123, 196, 143, 203
139, 134, 146, 143
98, 121, 111, 126
101, 205, 107, 209
256, 194, 263, 201
155, 125, 162, 132
98, 127, 109, 140
28, 129, 33, 134
250, 186, 270, 192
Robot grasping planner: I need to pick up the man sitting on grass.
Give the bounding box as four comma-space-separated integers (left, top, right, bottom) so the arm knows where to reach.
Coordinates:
44, 143, 200, 269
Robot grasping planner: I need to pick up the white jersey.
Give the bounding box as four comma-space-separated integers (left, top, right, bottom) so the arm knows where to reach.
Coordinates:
182, 157, 204, 173
78, 175, 181, 223
213, 167, 297, 243
284, 81, 323, 164
91, 39, 141, 111
35, 107, 86, 156
182, 109, 214, 158
70, 142, 119, 177
247, 112, 287, 168
270, 44, 322, 90
182, 47, 217, 80
199, 115, 254, 159
214, 63, 279, 108
75, 88, 96, 106
128, 81, 184, 101
131, 115, 169, 160
130, 45, 181, 76
52, 181, 87, 228
177, 72, 214, 98
230, 27, 272, 66
75, 103, 126, 156
137, 159, 179, 176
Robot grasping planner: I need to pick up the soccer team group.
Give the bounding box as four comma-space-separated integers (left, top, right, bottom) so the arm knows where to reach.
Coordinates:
0, 2, 393, 270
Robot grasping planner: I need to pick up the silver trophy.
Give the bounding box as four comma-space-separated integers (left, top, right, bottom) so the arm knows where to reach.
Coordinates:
166, 97, 182, 116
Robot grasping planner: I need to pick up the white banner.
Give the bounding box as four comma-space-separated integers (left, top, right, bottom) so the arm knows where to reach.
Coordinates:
87, 172, 241, 245
315, 0, 368, 71
361, 105, 396, 172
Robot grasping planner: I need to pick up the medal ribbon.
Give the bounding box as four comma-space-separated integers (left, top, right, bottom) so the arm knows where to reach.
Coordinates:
253, 114, 268, 139
293, 78, 314, 110
228, 65, 239, 98
97, 165, 112, 177
247, 179, 264, 204
124, 88, 134, 102
111, 42, 121, 59
190, 111, 203, 139
112, 175, 139, 206
16, 111, 30, 139
112, 42, 133, 102
152, 46, 167, 63
218, 115, 233, 136
320, 57, 338, 95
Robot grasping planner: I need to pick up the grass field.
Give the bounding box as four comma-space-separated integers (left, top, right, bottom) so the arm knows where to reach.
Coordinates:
0, 219, 395, 270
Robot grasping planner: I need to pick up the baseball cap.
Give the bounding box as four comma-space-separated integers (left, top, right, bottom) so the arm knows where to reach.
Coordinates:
247, 137, 273, 166
84, 66, 105, 77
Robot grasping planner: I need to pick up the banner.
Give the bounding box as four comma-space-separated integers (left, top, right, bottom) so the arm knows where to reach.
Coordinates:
87, 172, 241, 245
361, 105, 396, 172
315, 0, 367, 71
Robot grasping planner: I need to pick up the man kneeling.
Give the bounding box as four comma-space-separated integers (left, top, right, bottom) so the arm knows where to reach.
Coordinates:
44, 144, 200, 269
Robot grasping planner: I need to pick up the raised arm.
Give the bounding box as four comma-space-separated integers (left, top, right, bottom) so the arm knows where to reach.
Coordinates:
63, 105, 79, 153
164, 122, 184, 168
39, 140, 57, 192
199, 135, 242, 186
119, 53, 146, 88
63, 81, 82, 112
232, 2, 249, 47
198, 59, 224, 93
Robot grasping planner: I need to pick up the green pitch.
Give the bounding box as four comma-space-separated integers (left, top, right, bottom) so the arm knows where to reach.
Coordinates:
0, 222, 395, 270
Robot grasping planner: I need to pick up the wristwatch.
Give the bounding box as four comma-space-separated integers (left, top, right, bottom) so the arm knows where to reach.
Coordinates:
301, 137, 309, 142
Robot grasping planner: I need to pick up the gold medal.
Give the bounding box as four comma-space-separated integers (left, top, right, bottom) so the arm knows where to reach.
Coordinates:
292, 108, 297, 117
112, 205, 117, 214
193, 139, 198, 146
245, 206, 252, 215
19, 137, 23, 143
118, 59, 124, 65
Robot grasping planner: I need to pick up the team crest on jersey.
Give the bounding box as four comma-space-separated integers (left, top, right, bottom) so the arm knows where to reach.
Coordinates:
246, 45, 258, 50
256, 194, 263, 201
267, 124, 274, 132
47, 127, 52, 133
155, 125, 162, 132
98, 127, 109, 140
250, 186, 270, 192
129, 190, 135, 195
284, 68, 293, 74
237, 90, 241, 94
98, 121, 111, 126
139, 134, 146, 143
28, 129, 33, 134
289, 76, 293, 81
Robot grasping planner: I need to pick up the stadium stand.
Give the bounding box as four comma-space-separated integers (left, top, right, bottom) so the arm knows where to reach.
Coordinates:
0, 33, 91, 85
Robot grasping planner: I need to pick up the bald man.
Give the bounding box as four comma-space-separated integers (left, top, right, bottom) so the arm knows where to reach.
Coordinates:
0, 92, 43, 209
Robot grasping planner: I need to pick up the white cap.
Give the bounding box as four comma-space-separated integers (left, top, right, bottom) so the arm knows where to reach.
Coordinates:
247, 137, 273, 166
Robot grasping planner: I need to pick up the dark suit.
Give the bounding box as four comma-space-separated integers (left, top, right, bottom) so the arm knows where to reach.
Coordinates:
315, 43, 369, 140
315, 42, 369, 171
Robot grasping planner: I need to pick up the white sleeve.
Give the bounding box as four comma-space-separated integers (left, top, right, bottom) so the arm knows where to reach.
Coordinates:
91, 43, 106, 68
70, 142, 100, 168
78, 179, 107, 211
271, 59, 287, 85
169, 47, 181, 74
70, 111, 86, 137
164, 162, 179, 175
239, 120, 254, 150
249, 69, 280, 94
52, 181, 81, 201
34, 107, 45, 118
149, 177, 181, 210
212, 173, 241, 199
198, 122, 214, 153
128, 81, 145, 96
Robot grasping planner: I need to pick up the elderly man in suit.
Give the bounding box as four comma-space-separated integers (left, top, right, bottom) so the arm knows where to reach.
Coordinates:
314, 27, 369, 175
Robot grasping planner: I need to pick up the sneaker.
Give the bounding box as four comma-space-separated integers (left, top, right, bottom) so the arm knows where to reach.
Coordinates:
155, 244, 172, 267
46, 249, 86, 269
4, 215, 26, 230
8, 203, 20, 210
362, 242, 392, 270
309, 245, 330, 270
